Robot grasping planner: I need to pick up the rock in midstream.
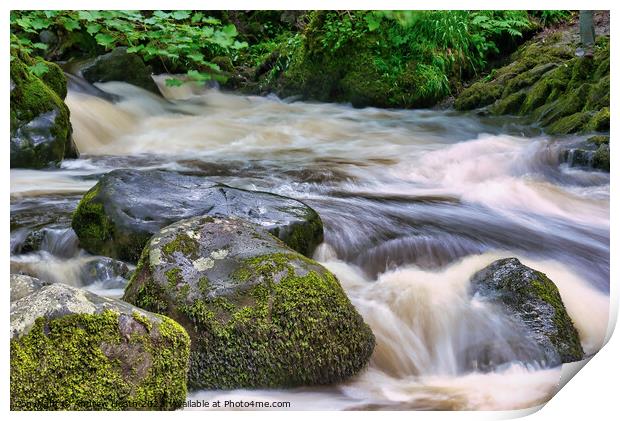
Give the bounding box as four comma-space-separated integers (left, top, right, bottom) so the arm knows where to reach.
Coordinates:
123, 215, 375, 390
71, 169, 323, 263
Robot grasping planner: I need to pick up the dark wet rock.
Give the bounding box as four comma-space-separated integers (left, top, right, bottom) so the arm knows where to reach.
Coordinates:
72, 169, 323, 263
123, 215, 374, 390
10, 51, 77, 168
65, 47, 160, 94
17, 226, 79, 257
469, 258, 584, 365
559, 135, 610, 172
10, 274, 49, 302
65, 72, 120, 101
83, 256, 130, 286
10, 282, 189, 410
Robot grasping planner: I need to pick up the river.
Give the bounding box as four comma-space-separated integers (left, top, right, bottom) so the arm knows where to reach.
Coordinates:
10, 79, 610, 410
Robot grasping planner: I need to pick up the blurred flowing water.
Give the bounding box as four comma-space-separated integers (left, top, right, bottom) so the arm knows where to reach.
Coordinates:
10, 80, 610, 410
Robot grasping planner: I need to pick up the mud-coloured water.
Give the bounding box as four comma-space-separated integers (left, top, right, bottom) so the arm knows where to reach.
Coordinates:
10, 79, 610, 410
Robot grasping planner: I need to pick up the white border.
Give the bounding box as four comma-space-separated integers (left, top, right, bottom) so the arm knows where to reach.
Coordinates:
3, 1, 617, 420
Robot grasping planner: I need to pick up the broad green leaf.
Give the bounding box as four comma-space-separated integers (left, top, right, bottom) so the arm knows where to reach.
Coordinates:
221, 24, 238, 37
126, 45, 144, 53
187, 70, 212, 81
172, 10, 190, 20
86, 23, 102, 35
78, 11, 95, 21
30, 62, 49, 77
61, 17, 80, 31
32, 42, 49, 50
95, 33, 116, 47
191, 12, 204, 23
165, 78, 184, 87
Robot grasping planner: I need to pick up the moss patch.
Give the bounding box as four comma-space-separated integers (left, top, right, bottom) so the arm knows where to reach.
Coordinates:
455, 34, 610, 136
10, 310, 190, 410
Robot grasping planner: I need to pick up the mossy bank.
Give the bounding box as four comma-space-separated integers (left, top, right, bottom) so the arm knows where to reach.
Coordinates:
455, 31, 610, 137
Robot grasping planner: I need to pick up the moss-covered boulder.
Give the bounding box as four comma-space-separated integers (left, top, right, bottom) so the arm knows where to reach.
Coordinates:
71, 169, 323, 263
10, 50, 78, 168
469, 258, 584, 365
455, 33, 610, 137
65, 47, 160, 94
123, 215, 374, 390
10, 282, 190, 410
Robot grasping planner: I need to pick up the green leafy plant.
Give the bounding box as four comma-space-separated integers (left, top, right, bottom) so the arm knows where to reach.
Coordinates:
10, 10, 248, 86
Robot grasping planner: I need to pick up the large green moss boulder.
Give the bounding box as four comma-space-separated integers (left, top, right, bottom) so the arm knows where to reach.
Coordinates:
469, 258, 584, 365
71, 169, 323, 263
10, 281, 190, 410
10, 50, 78, 168
123, 215, 374, 390
65, 47, 160, 94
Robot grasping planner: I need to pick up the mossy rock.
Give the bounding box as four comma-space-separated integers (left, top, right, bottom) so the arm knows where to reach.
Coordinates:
123, 216, 375, 390
470, 258, 584, 365
454, 34, 610, 136
71, 169, 323, 263
587, 107, 610, 132
10, 282, 190, 410
65, 47, 160, 94
546, 112, 592, 135
10, 50, 78, 168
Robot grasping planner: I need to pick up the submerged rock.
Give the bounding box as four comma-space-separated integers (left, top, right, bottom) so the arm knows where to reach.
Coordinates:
123, 216, 374, 390
72, 169, 323, 263
10, 282, 190, 410
469, 258, 584, 365
65, 47, 160, 94
10, 51, 78, 168
559, 135, 610, 172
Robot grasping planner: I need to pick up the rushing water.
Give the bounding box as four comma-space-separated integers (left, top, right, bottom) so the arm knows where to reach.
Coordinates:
10, 79, 610, 411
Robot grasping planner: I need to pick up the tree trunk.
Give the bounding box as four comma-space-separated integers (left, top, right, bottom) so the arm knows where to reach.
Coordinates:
579, 11, 596, 47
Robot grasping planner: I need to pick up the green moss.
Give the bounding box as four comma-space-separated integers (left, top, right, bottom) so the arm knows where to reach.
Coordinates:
10, 51, 73, 168
586, 107, 610, 132
546, 112, 592, 135
282, 212, 324, 257
10, 310, 190, 410
587, 135, 609, 146
592, 144, 610, 172
71, 182, 151, 262
126, 250, 375, 390
165, 268, 182, 286
454, 81, 503, 110
455, 34, 609, 135
521, 79, 552, 114
198, 276, 212, 295
132, 311, 153, 332
529, 276, 584, 361
491, 91, 526, 115
71, 184, 115, 255
161, 233, 199, 259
